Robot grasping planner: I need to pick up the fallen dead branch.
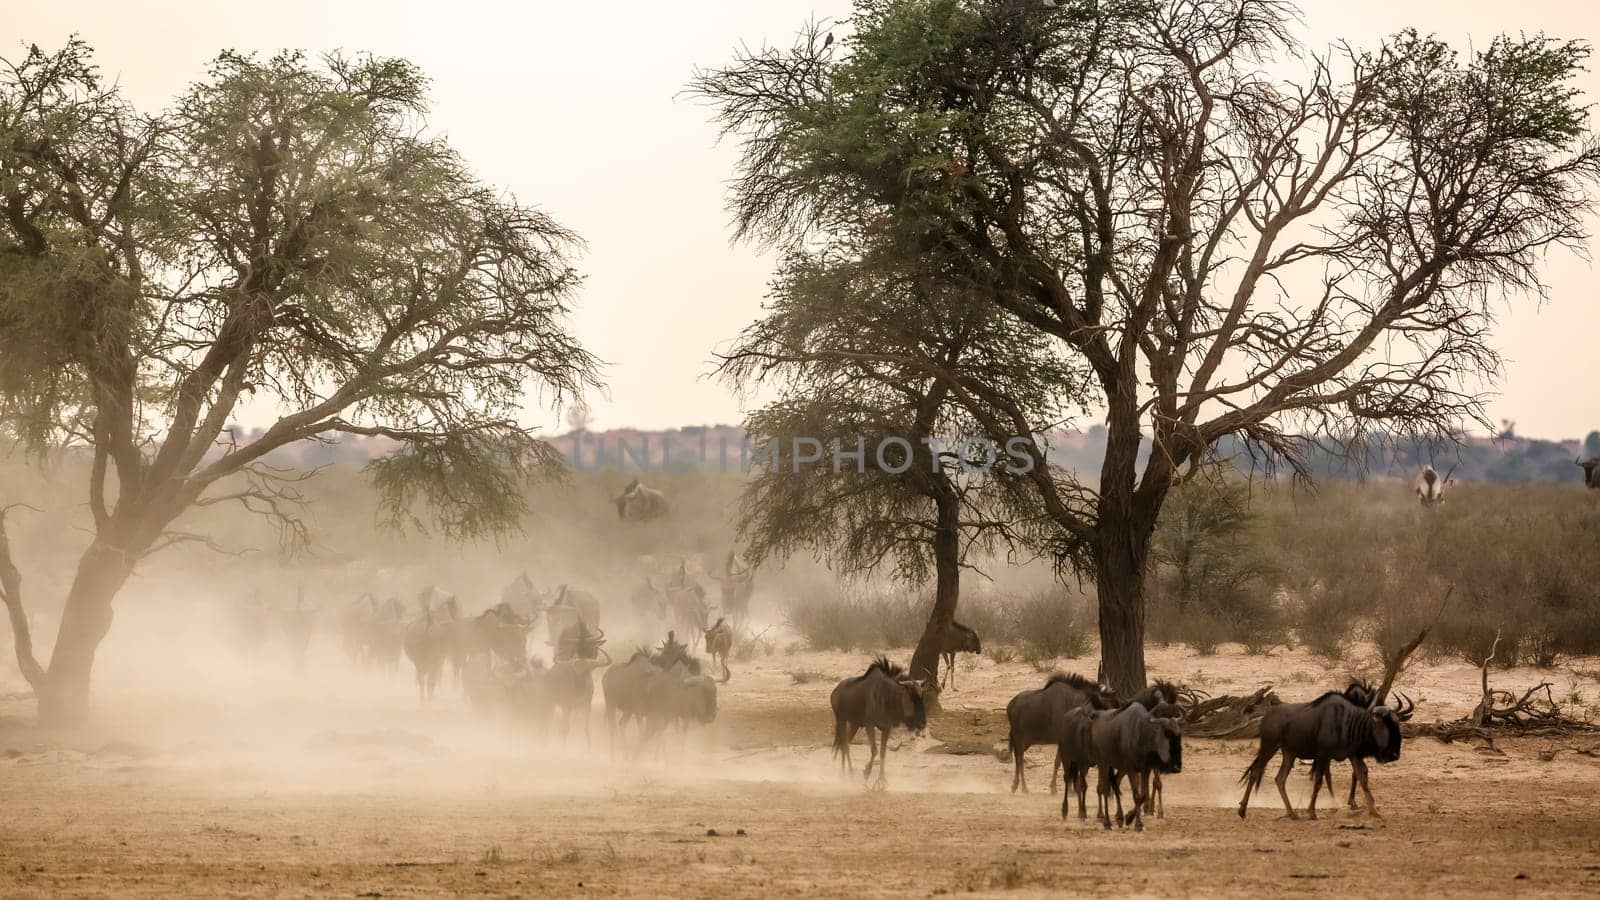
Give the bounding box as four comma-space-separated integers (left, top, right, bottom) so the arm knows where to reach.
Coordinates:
1182, 686, 1282, 738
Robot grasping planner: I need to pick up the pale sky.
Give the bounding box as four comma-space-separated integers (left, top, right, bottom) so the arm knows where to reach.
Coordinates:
6, 1, 1599, 439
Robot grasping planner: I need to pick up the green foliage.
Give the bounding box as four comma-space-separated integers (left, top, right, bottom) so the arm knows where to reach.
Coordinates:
0, 42, 599, 556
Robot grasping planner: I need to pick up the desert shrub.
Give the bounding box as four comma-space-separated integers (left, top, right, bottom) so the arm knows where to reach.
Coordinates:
781, 588, 928, 651
1426, 493, 1600, 667
1146, 480, 1286, 653
1006, 589, 1094, 661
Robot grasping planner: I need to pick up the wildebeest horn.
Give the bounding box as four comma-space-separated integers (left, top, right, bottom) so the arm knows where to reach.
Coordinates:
1394, 692, 1415, 721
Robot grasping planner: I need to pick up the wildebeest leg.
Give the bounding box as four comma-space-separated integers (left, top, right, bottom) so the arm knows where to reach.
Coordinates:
1095, 765, 1113, 829
1274, 751, 1300, 820
1010, 738, 1027, 793
1151, 772, 1164, 818
862, 725, 880, 782
1076, 768, 1090, 820
1351, 758, 1379, 817
1059, 755, 1072, 820
1307, 758, 1328, 820
1345, 766, 1360, 811
1110, 769, 1126, 828
941, 651, 953, 690
1129, 772, 1147, 832
842, 723, 860, 774
873, 729, 889, 790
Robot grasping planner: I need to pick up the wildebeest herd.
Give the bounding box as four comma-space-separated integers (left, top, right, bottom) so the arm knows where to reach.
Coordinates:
234, 564, 1416, 830
229, 556, 749, 755
822, 622, 1418, 832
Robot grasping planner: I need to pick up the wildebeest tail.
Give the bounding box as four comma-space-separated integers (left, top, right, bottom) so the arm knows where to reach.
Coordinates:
832, 714, 848, 759
1238, 753, 1269, 790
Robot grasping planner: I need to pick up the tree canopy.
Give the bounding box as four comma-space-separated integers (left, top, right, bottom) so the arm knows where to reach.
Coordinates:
0, 42, 598, 720
693, 0, 1600, 690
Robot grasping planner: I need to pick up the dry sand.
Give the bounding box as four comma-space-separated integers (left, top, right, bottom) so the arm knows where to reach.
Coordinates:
3, 631, 1599, 897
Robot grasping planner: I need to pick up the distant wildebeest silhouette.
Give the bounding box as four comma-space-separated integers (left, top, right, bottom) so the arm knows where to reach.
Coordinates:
460, 603, 534, 666
1414, 463, 1456, 505
665, 563, 712, 648
614, 478, 669, 521
707, 551, 754, 627
1237, 685, 1411, 820
936, 621, 981, 691
830, 657, 929, 790
1577, 457, 1600, 489
1005, 672, 1117, 793
1089, 702, 1184, 831
630, 576, 669, 621
702, 617, 733, 683
279, 590, 318, 673
543, 584, 600, 639
402, 589, 461, 704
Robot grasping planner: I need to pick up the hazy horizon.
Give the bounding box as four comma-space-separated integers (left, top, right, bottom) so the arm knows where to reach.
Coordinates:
6, 0, 1598, 438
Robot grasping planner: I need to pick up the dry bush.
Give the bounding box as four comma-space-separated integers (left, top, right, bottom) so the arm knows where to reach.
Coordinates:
1146, 481, 1286, 654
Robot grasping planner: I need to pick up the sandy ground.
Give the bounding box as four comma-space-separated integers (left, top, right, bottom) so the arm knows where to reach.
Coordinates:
3, 633, 1600, 898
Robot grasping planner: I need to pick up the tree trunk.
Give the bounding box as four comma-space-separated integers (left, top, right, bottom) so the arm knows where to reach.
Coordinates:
909, 488, 961, 703
1095, 549, 1148, 697
1095, 392, 1153, 697
37, 542, 131, 727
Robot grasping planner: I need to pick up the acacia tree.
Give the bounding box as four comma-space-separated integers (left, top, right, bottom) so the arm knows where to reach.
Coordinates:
0, 43, 598, 723
693, 0, 1600, 692
721, 244, 1075, 690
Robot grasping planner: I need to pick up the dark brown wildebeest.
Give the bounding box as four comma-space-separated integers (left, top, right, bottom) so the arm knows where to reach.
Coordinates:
1005, 672, 1117, 793
707, 551, 755, 627
1308, 682, 1416, 814
1237, 686, 1409, 820
545, 647, 612, 745
702, 617, 733, 683
1578, 457, 1600, 489
1057, 705, 1100, 821
1089, 702, 1184, 832
830, 657, 929, 790
937, 621, 982, 691
1124, 680, 1182, 817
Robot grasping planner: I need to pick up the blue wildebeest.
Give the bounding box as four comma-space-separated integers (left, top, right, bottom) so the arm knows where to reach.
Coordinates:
1005, 672, 1117, 793
1237, 685, 1410, 820
1089, 702, 1184, 832
937, 621, 981, 691
402, 589, 460, 704
830, 657, 929, 790
707, 551, 754, 627
614, 478, 669, 521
